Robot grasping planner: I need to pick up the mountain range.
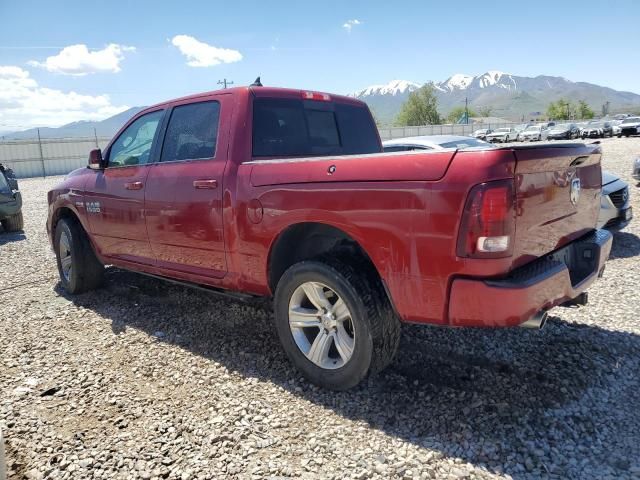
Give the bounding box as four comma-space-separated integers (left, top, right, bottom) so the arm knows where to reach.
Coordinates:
3, 71, 640, 138
1, 107, 146, 140
352, 71, 640, 125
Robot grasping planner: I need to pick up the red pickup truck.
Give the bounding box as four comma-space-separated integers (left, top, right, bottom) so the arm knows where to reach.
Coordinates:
47, 85, 612, 390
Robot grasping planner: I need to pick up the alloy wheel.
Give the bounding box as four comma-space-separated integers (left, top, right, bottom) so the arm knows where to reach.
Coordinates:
288, 281, 355, 369
59, 231, 72, 282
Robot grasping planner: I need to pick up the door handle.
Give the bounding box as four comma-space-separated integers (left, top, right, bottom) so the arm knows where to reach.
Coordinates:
125, 181, 144, 190
193, 179, 218, 189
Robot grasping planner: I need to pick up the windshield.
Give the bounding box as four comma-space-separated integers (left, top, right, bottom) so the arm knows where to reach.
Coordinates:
553, 123, 570, 130
524, 126, 540, 132
622, 117, 640, 124
252, 98, 380, 157
439, 138, 489, 149
495, 128, 510, 133
0, 171, 10, 194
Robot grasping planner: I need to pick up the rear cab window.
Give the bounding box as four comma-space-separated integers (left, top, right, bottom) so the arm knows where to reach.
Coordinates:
252, 97, 380, 158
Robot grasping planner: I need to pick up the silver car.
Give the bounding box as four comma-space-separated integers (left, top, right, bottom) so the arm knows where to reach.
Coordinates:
598, 171, 632, 230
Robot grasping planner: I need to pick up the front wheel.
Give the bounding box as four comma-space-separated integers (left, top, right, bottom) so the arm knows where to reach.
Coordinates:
55, 217, 104, 294
274, 258, 400, 390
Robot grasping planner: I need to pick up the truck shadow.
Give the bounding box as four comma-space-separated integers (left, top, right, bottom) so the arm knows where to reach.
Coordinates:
0, 229, 26, 245
58, 266, 640, 479
608, 230, 640, 259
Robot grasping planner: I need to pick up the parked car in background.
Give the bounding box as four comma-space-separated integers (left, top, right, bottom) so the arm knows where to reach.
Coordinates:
0, 163, 23, 232
382, 135, 490, 151
598, 171, 632, 230
633, 155, 640, 184
548, 123, 580, 140
581, 121, 613, 139
472, 128, 492, 140
618, 117, 640, 137
485, 127, 517, 143
45, 85, 612, 390
612, 120, 623, 137
519, 125, 549, 141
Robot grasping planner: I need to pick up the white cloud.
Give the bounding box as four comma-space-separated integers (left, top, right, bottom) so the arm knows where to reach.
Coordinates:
171, 35, 242, 67
343, 19, 362, 33
0, 66, 129, 130
28, 44, 135, 76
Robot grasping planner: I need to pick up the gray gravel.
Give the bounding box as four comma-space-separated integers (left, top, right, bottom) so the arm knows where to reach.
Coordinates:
1, 137, 639, 480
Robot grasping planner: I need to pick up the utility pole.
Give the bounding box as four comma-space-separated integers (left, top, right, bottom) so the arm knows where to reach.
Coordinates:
217, 78, 234, 89
464, 97, 469, 124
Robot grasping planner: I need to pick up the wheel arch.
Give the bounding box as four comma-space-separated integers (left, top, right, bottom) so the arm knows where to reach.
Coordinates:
266, 222, 395, 309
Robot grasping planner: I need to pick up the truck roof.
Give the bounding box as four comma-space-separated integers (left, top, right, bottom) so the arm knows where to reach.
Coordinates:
146, 86, 364, 111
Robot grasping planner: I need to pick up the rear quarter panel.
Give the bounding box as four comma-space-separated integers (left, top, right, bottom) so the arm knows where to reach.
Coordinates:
233, 148, 517, 324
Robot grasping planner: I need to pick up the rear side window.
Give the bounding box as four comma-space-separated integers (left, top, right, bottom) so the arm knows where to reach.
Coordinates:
252, 98, 380, 158
161, 101, 220, 163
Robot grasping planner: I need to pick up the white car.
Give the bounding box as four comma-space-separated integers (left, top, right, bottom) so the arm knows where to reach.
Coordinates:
485, 127, 518, 143
472, 128, 492, 140
612, 120, 622, 136
382, 135, 491, 152
519, 125, 549, 141
618, 117, 640, 137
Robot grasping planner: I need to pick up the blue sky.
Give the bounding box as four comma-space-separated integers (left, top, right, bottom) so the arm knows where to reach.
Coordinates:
1, 0, 639, 129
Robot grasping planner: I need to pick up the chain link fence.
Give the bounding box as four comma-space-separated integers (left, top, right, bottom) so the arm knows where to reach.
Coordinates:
2, 121, 533, 178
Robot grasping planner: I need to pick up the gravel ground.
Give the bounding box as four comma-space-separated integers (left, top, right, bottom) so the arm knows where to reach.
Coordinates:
1, 137, 639, 480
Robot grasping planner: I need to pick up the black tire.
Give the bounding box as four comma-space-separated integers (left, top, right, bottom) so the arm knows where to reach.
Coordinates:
54, 217, 104, 294
273, 256, 400, 390
1, 211, 23, 232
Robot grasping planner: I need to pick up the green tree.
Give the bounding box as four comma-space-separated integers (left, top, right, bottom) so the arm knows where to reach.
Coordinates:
446, 106, 478, 124
395, 83, 441, 126
577, 100, 594, 119
547, 99, 573, 120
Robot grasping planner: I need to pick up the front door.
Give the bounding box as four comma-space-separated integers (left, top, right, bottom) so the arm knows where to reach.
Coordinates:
145, 98, 228, 278
84, 109, 165, 264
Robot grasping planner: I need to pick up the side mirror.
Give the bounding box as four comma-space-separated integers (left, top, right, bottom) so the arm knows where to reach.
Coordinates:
88, 149, 104, 169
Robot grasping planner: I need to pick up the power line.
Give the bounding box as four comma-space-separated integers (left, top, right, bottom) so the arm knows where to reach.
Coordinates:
217, 78, 234, 89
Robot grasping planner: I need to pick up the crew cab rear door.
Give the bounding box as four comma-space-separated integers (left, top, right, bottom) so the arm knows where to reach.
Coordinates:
144, 96, 230, 278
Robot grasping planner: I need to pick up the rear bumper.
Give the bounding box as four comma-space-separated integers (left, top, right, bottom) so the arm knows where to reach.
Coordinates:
448, 229, 612, 327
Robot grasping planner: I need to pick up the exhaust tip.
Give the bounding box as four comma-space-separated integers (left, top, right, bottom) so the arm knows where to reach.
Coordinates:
520, 311, 548, 330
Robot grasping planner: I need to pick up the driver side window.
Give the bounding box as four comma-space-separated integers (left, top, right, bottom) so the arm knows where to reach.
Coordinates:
108, 110, 164, 167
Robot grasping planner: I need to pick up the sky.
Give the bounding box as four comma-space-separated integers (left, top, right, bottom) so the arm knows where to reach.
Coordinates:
1, 0, 639, 130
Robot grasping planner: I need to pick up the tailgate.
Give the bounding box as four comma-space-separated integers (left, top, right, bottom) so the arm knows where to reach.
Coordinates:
509, 143, 601, 267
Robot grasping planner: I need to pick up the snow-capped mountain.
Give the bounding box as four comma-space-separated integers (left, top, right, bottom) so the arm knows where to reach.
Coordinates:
352, 80, 421, 97
434, 73, 474, 92
352, 70, 640, 124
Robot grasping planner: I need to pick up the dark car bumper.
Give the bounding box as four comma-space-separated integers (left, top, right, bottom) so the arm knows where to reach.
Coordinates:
448, 229, 612, 327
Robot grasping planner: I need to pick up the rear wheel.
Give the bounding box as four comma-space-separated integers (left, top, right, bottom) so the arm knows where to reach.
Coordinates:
1, 211, 23, 232
274, 257, 400, 390
55, 217, 104, 294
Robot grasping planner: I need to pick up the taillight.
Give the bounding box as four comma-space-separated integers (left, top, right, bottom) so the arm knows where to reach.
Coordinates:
456, 179, 516, 258
301, 91, 331, 101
